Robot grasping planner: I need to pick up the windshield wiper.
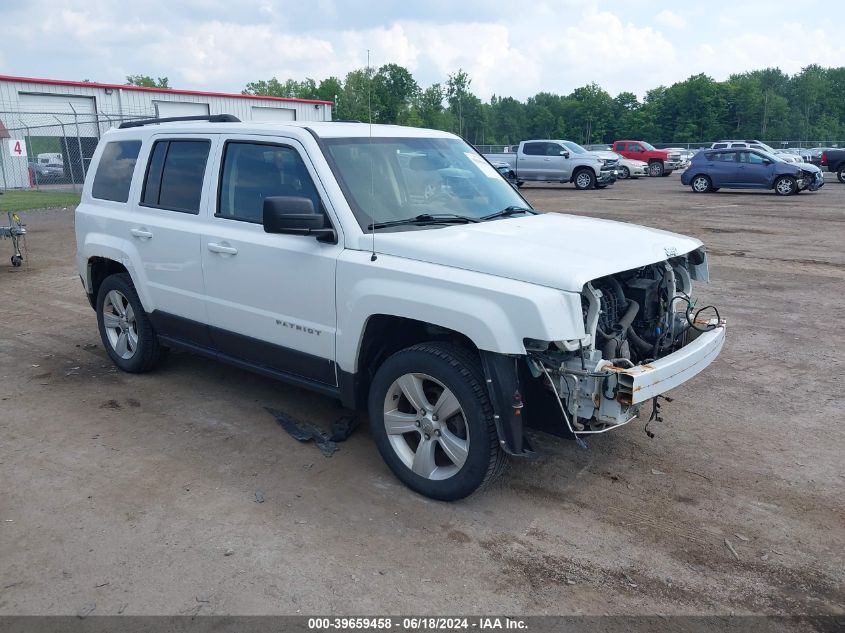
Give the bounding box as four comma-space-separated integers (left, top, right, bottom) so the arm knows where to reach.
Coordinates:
367, 213, 480, 231
480, 206, 536, 221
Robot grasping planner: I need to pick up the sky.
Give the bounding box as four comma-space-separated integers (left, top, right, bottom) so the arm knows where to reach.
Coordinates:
1, 0, 843, 101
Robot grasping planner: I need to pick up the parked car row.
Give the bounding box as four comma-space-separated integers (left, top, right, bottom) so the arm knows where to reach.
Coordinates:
483, 138, 687, 189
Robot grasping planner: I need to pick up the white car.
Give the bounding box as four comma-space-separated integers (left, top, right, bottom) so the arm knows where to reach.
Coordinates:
75, 115, 726, 500
616, 157, 649, 179
712, 140, 803, 164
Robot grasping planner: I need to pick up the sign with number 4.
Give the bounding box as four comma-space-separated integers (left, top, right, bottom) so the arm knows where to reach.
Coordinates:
8, 139, 27, 158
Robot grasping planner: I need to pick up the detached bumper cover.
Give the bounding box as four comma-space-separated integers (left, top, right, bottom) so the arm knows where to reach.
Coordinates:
597, 170, 616, 185
807, 171, 825, 191
613, 321, 726, 405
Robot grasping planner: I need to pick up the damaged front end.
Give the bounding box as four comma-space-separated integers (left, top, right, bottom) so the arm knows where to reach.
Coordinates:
518, 247, 725, 441
800, 167, 825, 192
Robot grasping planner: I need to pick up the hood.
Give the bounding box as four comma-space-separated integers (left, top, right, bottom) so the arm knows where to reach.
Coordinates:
619, 157, 648, 167
798, 162, 821, 174
362, 213, 703, 293
586, 150, 620, 161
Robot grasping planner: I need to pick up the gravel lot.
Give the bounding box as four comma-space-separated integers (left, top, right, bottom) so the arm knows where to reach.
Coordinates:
1, 174, 843, 618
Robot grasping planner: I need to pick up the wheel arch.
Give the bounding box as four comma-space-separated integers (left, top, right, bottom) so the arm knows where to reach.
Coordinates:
570, 164, 598, 182
342, 314, 479, 411
86, 256, 131, 309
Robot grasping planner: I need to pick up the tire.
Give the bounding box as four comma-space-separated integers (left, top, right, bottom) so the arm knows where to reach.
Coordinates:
573, 168, 596, 190
774, 175, 797, 196
367, 342, 506, 501
96, 273, 164, 373
837, 166, 845, 183
661, 170, 673, 177
691, 175, 712, 193
649, 161, 664, 177
619, 166, 630, 179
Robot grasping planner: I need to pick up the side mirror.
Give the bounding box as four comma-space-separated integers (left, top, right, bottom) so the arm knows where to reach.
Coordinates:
560, 150, 570, 158
763, 159, 772, 165
263, 196, 335, 242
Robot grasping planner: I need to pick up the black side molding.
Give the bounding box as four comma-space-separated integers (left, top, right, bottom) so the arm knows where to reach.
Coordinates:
119, 114, 241, 129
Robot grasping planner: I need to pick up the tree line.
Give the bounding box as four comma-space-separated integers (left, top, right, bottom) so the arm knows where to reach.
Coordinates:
241, 64, 845, 145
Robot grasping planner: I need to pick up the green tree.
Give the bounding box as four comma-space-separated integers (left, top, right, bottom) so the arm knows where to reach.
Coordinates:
126, 75, 170, 88
242, 77, 319, 99
372, 63, 418, 124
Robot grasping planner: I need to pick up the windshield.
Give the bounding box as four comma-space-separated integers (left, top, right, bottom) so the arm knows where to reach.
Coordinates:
756, 149, 786, 163
322, 137, 530, 231
562, 141, 587, 154
640, 141, 656, 151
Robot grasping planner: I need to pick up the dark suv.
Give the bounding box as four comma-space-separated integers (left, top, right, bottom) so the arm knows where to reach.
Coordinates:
681, 148, 824, 195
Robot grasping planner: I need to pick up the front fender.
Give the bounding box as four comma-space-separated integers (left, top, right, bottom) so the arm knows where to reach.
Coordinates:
335, 250, 584, 373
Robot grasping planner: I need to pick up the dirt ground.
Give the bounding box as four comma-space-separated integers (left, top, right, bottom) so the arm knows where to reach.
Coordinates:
0, 174, 843, 618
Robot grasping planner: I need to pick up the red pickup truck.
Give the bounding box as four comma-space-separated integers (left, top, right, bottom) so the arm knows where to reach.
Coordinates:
612, 141, 682, 177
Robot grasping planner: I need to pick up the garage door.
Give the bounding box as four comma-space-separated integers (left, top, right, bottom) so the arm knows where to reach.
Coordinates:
251, 106, 296, 122
153, 101, 210, 118
18, 93, 99, 138
18, 93, 96, 115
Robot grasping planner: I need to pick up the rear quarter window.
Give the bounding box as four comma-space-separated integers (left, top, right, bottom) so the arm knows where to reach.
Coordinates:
91, 140, 142, 203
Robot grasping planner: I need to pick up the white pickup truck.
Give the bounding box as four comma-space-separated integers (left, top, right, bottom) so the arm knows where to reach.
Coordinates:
75, 115, 725, 500
484, 140, 618, 189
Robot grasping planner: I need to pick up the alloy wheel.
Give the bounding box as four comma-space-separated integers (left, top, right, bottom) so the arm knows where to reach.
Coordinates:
102, 289, 138, 360
382, 372, 469, 480
576, 172, 592, 189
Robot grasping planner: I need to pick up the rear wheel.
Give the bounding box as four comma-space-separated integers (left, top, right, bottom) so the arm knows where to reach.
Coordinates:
691, 175, 712, 193
367, 343, 506, 500
837, 166, 845, 183
649, 161, 664, 177
96, 273, 164, 373
774, 175, 797, 196
573, 169, 596, 190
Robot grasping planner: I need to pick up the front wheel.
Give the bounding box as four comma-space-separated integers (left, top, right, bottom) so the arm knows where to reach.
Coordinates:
618, 166, 630, 179
573, 169, 596, 190
774, 175, 797, 196
649, 161, 664, 177
691, 175, 712, 193
367, 343, 506, 500
96, 273, 164, 373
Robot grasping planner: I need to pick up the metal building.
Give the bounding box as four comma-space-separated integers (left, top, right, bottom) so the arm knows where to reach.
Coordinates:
0, 75, 333, 190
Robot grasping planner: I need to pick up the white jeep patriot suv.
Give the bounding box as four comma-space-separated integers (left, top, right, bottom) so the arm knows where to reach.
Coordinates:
76, 114, 726, 500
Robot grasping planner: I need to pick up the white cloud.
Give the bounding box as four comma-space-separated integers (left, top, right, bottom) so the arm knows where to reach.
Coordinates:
655, 10, 687, 30
0, 1, 844, 103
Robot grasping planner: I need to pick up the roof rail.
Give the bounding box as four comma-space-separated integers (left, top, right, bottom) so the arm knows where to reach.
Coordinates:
118, 114, 241, 129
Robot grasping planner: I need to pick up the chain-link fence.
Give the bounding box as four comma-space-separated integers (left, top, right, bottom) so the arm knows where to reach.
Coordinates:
0, 105, 154, 192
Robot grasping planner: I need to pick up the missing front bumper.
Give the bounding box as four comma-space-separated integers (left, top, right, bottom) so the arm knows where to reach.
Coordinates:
611, 320, 726, 405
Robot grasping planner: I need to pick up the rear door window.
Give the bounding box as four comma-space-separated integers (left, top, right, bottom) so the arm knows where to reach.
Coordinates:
91, 140, 142, 203
141, 139, 211, 214
522, 142, 545, 156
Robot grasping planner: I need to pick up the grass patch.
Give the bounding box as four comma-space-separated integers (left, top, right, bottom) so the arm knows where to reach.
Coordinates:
0, 190, 81, 212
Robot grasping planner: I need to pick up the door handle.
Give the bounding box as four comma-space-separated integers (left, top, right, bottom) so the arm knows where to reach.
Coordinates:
207, 242, 238, 255
130, 228, 153, 239
543, 158, 552, 162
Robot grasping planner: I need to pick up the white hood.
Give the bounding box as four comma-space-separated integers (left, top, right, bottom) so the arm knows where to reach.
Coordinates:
360, 213, 703, 292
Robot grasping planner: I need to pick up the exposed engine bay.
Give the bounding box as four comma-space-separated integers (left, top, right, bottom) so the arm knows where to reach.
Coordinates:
525, 247, 723, 435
